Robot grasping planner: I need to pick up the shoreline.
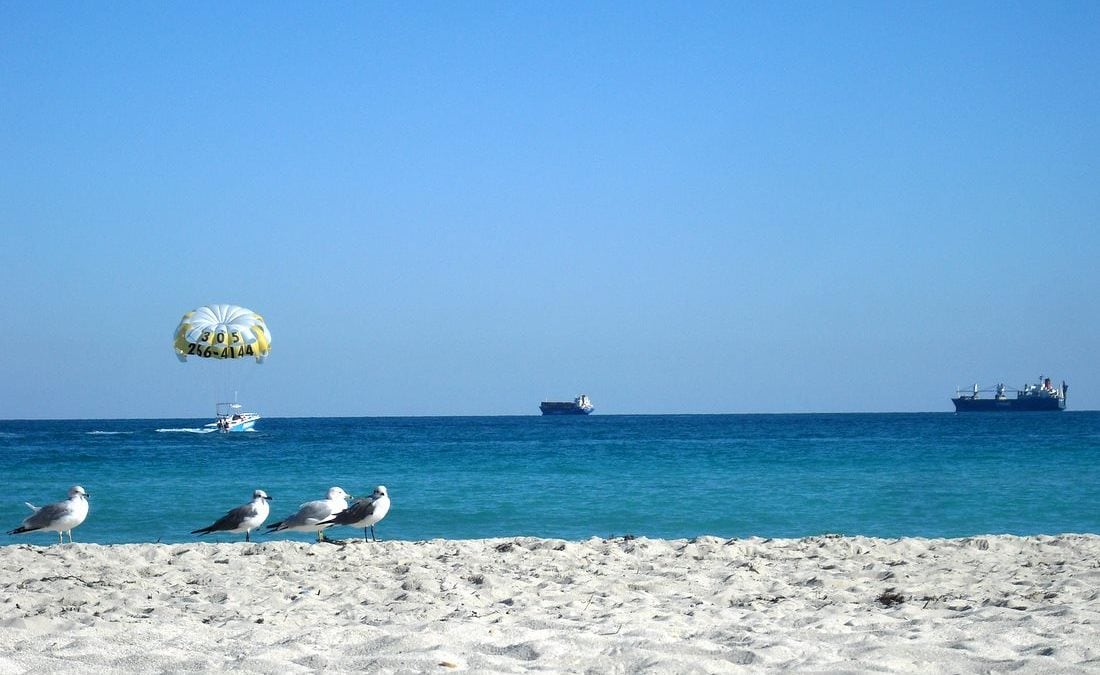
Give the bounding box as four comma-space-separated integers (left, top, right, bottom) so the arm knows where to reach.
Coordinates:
2, 534, 1098, 672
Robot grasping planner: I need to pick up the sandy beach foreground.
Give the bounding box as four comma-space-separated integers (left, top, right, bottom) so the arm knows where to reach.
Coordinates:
1, 535, 1098, 673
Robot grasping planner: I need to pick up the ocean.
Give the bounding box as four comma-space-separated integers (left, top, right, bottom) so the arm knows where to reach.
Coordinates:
2, 413, 1098, 545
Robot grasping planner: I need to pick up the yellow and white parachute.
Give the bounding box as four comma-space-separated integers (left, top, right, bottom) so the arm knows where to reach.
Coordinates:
173, 304, 271, 362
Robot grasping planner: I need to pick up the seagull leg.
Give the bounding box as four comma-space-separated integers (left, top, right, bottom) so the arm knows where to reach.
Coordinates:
371, 526, 377, 542
245, 530, 251, 543
362, 527, 368, 541
57, 531, 63, 544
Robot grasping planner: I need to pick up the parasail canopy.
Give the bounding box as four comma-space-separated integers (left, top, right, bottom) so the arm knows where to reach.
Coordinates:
173, 304, 271, 363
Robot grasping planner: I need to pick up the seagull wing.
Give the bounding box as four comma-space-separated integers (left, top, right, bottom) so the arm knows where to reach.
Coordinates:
327, 497, 375, 526
21, 500, 71, 530
194, 502, 256, 534
280, 499, 335, 528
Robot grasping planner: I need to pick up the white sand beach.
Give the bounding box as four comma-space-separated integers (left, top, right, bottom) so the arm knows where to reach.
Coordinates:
1, 535, 1098, 673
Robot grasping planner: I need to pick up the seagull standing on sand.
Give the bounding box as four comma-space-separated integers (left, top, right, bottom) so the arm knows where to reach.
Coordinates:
191, 489, 272, 542
265, 487, 349, 542
322, 485, 390, 541
7, 485, 90, 544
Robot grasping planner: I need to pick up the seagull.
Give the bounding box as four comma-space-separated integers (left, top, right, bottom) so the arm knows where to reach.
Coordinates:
322, 485, 390, 541
265, 487, 349, 542
7, 485, 90, 544
191, 489, 272, 542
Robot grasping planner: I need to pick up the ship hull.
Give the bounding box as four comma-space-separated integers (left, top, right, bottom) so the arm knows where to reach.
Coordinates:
952, 398, 1065, 412
540, 402, 593, 415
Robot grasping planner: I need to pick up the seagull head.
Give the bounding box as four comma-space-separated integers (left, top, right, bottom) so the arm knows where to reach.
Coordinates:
372, 486, 388, 499
69, 485, 88, 499
253, 489, 271, 501
328, 486, 349, 500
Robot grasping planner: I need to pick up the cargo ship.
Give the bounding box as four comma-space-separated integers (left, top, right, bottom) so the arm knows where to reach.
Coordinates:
540, 394, 594, 415
952, 376, 1067, 412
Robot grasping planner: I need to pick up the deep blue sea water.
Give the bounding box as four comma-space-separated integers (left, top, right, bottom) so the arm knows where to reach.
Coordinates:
2, 413, 1098, 545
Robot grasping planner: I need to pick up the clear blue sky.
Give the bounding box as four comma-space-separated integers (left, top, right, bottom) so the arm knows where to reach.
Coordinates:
2, 3, 1097, 418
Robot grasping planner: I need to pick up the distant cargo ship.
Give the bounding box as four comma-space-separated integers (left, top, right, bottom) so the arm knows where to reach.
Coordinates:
540, 394, 594, 416
952, 376, 1067, 412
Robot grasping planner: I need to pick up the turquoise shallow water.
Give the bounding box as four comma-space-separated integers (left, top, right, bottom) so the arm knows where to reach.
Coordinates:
2, 413, 1099, 545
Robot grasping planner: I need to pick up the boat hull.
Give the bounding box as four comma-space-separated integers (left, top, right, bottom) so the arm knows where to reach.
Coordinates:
952, 398, 1065, 412
213, 413, 261, 431
540, 402, 593, 415
222, 418, 258, 431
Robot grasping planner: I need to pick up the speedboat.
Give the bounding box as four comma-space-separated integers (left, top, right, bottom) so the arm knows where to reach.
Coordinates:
207, 402, 261, 432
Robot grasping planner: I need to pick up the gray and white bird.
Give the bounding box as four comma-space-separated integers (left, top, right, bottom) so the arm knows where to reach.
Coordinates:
265, 486, 349, 541
7, 485, 90, 544
322, 485, 390, 541
191, 489, 272, 542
